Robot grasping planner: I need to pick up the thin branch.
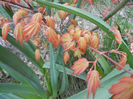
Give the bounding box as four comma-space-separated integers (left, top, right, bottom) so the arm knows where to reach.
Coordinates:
90, 0, 129, 31
0, 0, 37, 12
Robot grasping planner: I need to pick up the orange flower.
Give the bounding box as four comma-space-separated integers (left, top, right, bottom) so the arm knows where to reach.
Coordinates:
35, 49, 41, 62
112, 26, 122, 45
14, 22, 25, 46
61, 33, 75, 51
117, 52, 127, 70
90, 33, 100, 50
58, 10, 67, 20
69, 19, 78, 26
31, 13, 42, 23
9, 0, 21, 3
71, 58, 89, 76
82, 30, 91, 45
13, 8, 28, 25
68, 25, 75, 32
23, 22, 41, 42
45, 27, 60, 48
87, 70, 100, 99
109, 76, 133, 99
64, 51, 70, 65
73, 28, 81, 41
73, 0, 78, 3
78, 37, 87, 53
32, 37, 41, 47
2, 23, 10, 41
46, 16, 55, 29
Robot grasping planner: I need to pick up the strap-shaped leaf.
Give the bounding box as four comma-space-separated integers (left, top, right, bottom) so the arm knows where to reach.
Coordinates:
0, 46, 48, 98
36, 0, 133, 68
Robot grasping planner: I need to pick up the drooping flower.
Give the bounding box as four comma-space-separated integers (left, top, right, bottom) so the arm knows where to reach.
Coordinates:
46, 16, 55, 29
87, 70, 100, 99
45, 27, 60, 48
71, 58, 89, 76
31, 13, 42, 23
35, 49, 41, 62
69, 19, 78, 26
13, 8, 28, 25
23, 22, 41, 42
64, 51, 70, 65
9, 0, 21, 3
2, 23, 10, 41
14, 22, 25, 46
32, 36, 41, 47
82, 30, 91, 45
90, 33, 100, 50
61, 33, 75, 51
109, 76, 133, 99
117, 52, 127, 70
78, 37, 87, 53
112, 26, 122, 45
73, 48, 84, 58
73, 28, 81, 41
58, 10, 67, 20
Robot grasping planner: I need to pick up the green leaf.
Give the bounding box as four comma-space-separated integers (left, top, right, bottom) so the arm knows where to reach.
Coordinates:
36, 0, 133, 68
0, 46, 48, 98
0, 5, 11, 18
49, 43, 58, 98
0, 93, 22, 99
67, 65, 132, 99
43, 62, 86, 80
0, 83, 38, 95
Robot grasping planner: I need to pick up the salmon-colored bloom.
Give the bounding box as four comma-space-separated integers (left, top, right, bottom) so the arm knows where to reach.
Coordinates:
109, 76, 133, 99
61, 33, 75, 51
87, 70, 100, 99
2, 23, 10, 41
73, 0, 78, 3
71, 58, 89, 76
23, 22, 41, 42
64, 51, 70, 65
58, 10, 67, 20
73, 28, 81, 41
13, 8, 28, 25
117, 52, 127, 70
68, 25, 75, 32
35, 49, 41, 62
112, 26, 122, 45
32, 37, 41, 47
45, 27, 60, 48
90, 33, 100, 50
78, 37, 87, 53
31, 13, 42, 23
14, 22, 25, 46
46, 16, 55, 29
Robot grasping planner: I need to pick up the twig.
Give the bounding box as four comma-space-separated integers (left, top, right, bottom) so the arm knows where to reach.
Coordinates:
90, 0, 129, 31
0, 0, 37, 12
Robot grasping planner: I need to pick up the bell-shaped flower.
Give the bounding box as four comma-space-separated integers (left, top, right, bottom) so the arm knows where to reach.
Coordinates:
35, 49, 41, 62
71, 58, 89, 76
58, 10, 67, 20
31, 13, 42, 23
87, 70, 100, 99
46, 16, 55, 29
14, 22, 25, 46
64, 51, 70, 65
2, 23, 10, 41
23, 22, 41, 42
78, 37, 87, 53
109, 76, 133, 99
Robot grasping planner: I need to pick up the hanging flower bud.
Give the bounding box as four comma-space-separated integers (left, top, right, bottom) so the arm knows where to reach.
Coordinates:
112, 26, 122, 45
23, 22, 41, 42
117, 52, 127, 70
58, 10, 67, 20
90, 33, 100, 50
14, 22, 25, 46
73, 28, 81, 41
64, 51, 70, 65
71, 58, 89, 76
46, 16, 55, 29
35, 49, 41, 62
9, 0, 21, 3
32, 13, 42, 23
32, 36, 41, 47
45, 27, 60, 48
13, 8, 28, 25
87, 70, 100, 99
78, 37, 87, 53
2, 23, 10, 41
83, 33, 91, 45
